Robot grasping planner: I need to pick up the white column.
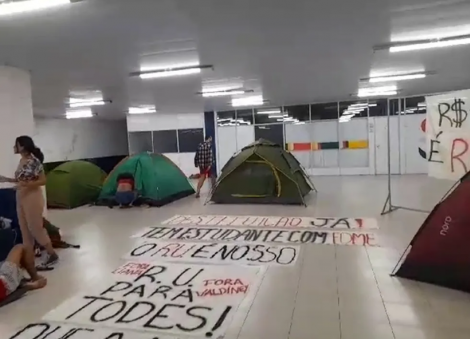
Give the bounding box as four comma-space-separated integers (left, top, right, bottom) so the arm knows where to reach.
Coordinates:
0, 66, 47, 215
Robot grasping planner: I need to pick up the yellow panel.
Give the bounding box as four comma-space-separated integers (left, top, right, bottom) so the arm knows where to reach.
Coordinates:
348, 140, 368, 149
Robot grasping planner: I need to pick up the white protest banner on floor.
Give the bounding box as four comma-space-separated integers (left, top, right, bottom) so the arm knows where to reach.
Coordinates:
132, 226, 379, 247
162, 214, 378, 230
7, 322, 179, 339
426, 90, 470, 180
123, 241, 299, 266
43, 262, 263, 338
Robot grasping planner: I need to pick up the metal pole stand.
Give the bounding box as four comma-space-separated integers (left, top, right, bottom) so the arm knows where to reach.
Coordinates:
380, 98, 431, 216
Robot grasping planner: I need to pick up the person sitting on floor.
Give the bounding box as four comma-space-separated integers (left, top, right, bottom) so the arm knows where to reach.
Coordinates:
0, 244, 47, 303
115, 173, 137, 208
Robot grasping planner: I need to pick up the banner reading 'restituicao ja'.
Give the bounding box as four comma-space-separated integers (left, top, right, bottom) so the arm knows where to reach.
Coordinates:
426, 90, 470, 180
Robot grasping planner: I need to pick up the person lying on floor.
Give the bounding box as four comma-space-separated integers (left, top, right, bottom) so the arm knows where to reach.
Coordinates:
115, 173, 137, 208
0, 244, 47, 302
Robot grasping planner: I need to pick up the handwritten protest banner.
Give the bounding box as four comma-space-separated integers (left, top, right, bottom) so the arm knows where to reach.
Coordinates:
43, 262, 263, 338
132, 226, 379, 247
123, 241, 299, 266
7, 322, 179, 339
426, 90, 470, 180
162, 214, 378, 230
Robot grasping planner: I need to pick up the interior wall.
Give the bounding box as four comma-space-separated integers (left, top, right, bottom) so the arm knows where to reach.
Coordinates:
216, 125, 255, 174
215, 114, 428, 176
126, 113, 204, 176
33, 118, 128, 163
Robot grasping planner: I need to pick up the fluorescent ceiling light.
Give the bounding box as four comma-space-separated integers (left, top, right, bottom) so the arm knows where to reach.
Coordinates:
69, 100, 107, 108
269, 114, 288, 118
358, 85, 397, 98
232, 95, 263, 107
0, 0, 71, 16
141, 68, 201, 79
202, 90, 246, 97
128, 106, 156, 115
257, 109, 281, 115
134, 64, 212, 80
358, 91, 397, 98
369, 73, 426, 83
390, 37, 470, 53
66, 109, 93, 119
349, 103, 368, 107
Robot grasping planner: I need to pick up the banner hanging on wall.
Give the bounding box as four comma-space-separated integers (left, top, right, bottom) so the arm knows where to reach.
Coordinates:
43, 262, 263, 339
426, 90, 470, 180
162, 214, 378, 230
123, 241, 300, 266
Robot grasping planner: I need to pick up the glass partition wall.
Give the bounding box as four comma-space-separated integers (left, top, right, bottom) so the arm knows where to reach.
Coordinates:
215, 96, 428, 176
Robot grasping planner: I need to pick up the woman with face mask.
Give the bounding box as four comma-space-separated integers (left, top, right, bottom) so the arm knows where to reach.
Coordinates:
0, 136, 58, 267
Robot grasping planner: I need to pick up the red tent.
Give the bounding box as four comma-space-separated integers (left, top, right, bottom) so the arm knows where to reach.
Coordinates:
393, 172, 470, 292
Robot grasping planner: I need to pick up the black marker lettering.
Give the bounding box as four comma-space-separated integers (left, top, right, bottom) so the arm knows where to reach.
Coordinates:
205, 306, 233, 337
134, 265, 166, 284
429, 131, 444, 163
8, 323, 58, 339
263, 247, 277, 263
177, 306, 210, 332
300, 231, 314, 243
144, 304, 185, 330
230, 245, 250, 260
250, 245, 265, 262
90, 300, 127, 322
191, 243, 216, 259
287, 230, 300, 242
173, 267, 204, 286
171, 288, 194, 303
310, 218, 329, 227
244, 229, 263, 242
66, 296, 112, 320
116, 301, 156, 324
438, 103, 453, 127
330, 218, 351, 229
277, 247, 296, 265
262, 230, 274, 242
211, 245, 234, 260
271, 230, 286, 242
104, 333, 124, 339
312, 232, 328, 244
131, 243, 157, 257
140, 227, 165, 239
123, 284, 145, 298
101, 281, 132, 296
148, 285, 172, 299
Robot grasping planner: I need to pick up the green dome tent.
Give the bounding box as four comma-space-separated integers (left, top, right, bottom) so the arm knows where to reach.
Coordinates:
210, 139, 316, 205
46, 161, 106, 209
97, 152, 195, 207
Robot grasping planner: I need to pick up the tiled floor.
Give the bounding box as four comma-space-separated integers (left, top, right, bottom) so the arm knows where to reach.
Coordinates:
2, 175, 470, 339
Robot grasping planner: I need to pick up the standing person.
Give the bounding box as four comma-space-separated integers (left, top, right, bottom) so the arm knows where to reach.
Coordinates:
194, 135, 213, 198
0, 136, 58, 267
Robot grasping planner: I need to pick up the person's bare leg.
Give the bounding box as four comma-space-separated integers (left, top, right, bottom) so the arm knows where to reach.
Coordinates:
196, 174, 206, 198
23, 277, 47, 291
17, 199, 40, 272
5, 245, 23, 268
25, 191, 57, 258
5, 244, 46, 290
18, 245, 41, 281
